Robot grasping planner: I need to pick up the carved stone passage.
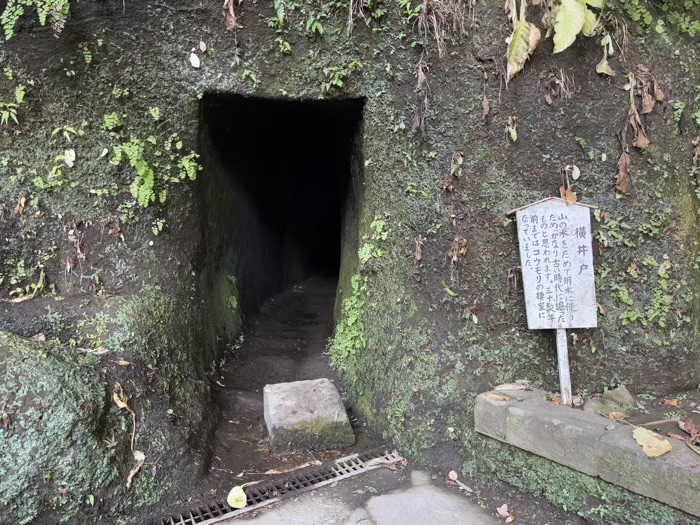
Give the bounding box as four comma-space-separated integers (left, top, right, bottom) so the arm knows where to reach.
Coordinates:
513, 197, 597, 330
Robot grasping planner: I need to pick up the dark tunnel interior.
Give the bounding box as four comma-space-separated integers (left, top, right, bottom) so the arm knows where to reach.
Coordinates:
200, 95, 364, 320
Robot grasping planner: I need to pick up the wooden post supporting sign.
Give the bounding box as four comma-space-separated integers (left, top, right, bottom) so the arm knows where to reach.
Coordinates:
508, 198, 597, 407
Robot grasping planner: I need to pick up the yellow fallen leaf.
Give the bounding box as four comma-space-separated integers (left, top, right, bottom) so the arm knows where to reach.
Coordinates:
608, 411, 627, 421
113, 359, 131, 366
112, 383, 129, 410
494, 383, 527, 391
506, 512, 515, 524
227, 486, 247, 509
633, 427, 673, 458
448, 470, 458, 481
484, 392, 511, 402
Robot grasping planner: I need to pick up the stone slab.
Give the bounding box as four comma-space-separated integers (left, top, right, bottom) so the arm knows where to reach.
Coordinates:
219, 468, 501, 525
263, 378, 355, 452
475, 386, 700, 518
364, 481, 501, 525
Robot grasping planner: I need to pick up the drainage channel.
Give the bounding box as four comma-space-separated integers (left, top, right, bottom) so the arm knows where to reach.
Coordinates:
161, 449, 404, 525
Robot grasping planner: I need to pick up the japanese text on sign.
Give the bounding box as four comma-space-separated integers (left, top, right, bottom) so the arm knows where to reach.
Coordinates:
515, 199, 597, 330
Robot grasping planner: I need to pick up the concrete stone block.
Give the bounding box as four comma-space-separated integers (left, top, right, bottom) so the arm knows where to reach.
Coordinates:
582, 397, 625, 418
474, 387, 700, 518
263, 378, 355, 452
601, 384, 636, 407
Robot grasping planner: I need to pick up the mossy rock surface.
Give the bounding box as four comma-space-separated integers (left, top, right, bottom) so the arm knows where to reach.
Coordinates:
0, 332, 114, 525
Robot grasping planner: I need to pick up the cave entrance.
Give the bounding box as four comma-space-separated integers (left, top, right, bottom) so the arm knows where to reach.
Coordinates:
199, 94, 365, 351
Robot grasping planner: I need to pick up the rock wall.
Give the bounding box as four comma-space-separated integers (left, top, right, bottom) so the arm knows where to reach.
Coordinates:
0, 0, 699, 522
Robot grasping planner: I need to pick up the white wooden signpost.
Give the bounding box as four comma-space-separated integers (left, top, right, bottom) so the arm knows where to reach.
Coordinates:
508, 197, 597, 407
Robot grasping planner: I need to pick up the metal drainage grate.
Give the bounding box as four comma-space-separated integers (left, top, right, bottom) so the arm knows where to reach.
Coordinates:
161, 449, 404, 525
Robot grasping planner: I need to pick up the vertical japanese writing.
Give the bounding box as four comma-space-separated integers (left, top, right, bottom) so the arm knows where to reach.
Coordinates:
516, 200, 597, 330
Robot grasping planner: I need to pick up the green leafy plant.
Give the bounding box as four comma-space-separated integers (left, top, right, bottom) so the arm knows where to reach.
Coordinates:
329, 275, 366, 371
111, 134, 201, 208
242, 69, 260, 89
275, 36, 292, 54
323, 61, 362, 92
1, 0, 70, 40
0, 83, 27, 126
306, 14, 325, 35
505, 0, 604, 82
103, 112, 123, 131
673, 101, 686, 123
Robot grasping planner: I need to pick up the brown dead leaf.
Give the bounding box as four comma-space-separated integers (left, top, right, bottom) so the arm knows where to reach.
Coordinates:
654, 84, 665, 101
551, 395, 562, 405
451, 151, 464, 178
679, 418, 699, 442
545, 94, 553, 105
608, 411, 627, 421
494, 383, 528, 391
616, 151, 631, 194
15, 194, 26, 216
664, 399, 680, 407
633, 426, 673, 457
222, 0, 239, 30
564, 184, 577, 205
505, 513, 515, 524
482, 93, 490, 120
641, 92, 655, 114
484, 392, 511, 402
597, 303, 607, 316
113, 359, 132, 367
30, 332, 46, 342
199, 41, 207, 53
113, 383, 129, 410
497, 504, 509, 518
448, 470, 459, 481
126, 450, 145, 489
2, 411, 12, 431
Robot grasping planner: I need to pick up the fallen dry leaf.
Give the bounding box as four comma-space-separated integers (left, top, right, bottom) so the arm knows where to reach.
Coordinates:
608, 411, 627, 421
113, 383, 129, 410
448, 470, 459, 481
113, 359, 132, 366
641, 92, 655, 114
64, 148, 76, 168
564, 184, 577, 205
227, 485, 248, 509
505, 512, 515, 524
30, 332, 46, 342
616, 151, 631, 195
494, 383, 528, 391
189, 53, 201, 68
679, 418, 698, 441
551, 395, 562, 405
126, 450, 145, 489
223, 0, 239, 31
15, 194, 26, 216
199, 41, 207, 53
497, 504, 509, 518
633, 426, 673, 458
654, 84, 665, 101
664, 399, 680, 407
484, 392, 511, 402
483, 93, 490, 119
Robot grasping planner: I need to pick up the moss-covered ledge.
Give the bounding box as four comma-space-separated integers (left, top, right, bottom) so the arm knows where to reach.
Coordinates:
473, 386, 700, 524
